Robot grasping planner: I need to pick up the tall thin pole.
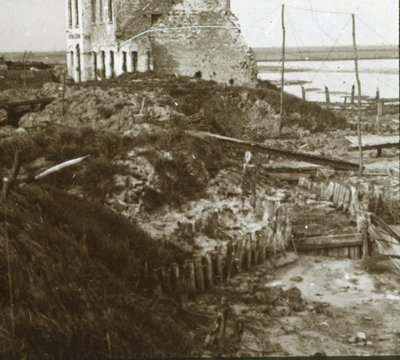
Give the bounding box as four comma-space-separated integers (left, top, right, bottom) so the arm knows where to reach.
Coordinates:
62, 71, 66, 118
23, 50, 27, 88
352, 14, 363, 177
376, 87, 382, 134
279, 4, 286, 136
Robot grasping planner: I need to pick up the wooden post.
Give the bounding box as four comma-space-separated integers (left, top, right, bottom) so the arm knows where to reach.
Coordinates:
259, 241, 266, 263
203, 253, 213, 289
325, 86, 330, 108
2, 151, 22, 339
234, 240, 243, 273
376, 88, 383, 134
153, 269, 162, 296
161, 267, 171, 294
301, 85, 306, 100
255, 238, 262, 264
343, 96, 347, 111
279, 4, 286, 136
351, 84, 355, 105
187, 260, 196, 294
23, 50, 27, 88
352, 14, 364, 177
216, 252, 224, 283
225, 241, 233, 281
170, 263, 180, 295
246, 237, 252, 270
194, 256, 205, 292
2, 152, 22, 200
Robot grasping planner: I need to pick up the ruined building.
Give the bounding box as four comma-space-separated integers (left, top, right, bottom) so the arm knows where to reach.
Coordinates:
66, 0, 258, 85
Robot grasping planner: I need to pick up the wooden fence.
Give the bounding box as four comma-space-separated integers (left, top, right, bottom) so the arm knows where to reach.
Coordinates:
296, 233, 363, 259
140, 203, 293, 295
368, 214, 400, 271
0, 69, 54, 89
298, 176, 400, 268
298, 176, 396, 220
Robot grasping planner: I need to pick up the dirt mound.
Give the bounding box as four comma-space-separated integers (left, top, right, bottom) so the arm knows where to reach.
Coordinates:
18, 74, 346, 139
0, 125, 233, 212
0, 183, 199, 358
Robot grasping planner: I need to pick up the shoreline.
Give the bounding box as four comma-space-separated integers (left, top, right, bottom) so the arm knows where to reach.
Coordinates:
257, 55, 399, 63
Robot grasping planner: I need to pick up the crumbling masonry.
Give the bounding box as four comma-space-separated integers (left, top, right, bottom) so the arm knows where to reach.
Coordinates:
66, 0, 258, 85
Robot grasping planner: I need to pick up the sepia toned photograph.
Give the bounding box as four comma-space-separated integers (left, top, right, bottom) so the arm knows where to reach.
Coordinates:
0, 0, 399, 358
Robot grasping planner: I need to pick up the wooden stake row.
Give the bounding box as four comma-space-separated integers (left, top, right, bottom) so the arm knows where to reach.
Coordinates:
142, 204, 292, 296
299, 177, 389, 218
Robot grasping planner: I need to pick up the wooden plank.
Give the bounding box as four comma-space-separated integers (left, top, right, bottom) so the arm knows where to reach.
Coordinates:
297, 241, 363, 251
298, 233, 363, 246
187, 131, 361, 171
371, 214, 400, 242
269, 173, 311, 181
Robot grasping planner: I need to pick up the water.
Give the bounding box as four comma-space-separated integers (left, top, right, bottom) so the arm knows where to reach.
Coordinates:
258, 58, 399, 103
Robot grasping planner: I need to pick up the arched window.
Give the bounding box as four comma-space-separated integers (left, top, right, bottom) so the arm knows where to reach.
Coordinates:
69, 50, 74, 75
108, 0, 113, 22
122, 52, 127, 73
101, 51, 106, 79
146, 51, 152, 71
75, 0, 79, 26
68, 0, 73, 27
91, 0, 96, 23
131, 51, 138, 72
99, 0, 103, 22
93, 52, 98, 79
110, 50, 115, 77
76, 44, 81, 82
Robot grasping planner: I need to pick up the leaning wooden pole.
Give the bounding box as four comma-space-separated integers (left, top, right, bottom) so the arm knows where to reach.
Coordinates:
2, 151, 21, 339
279, 4, 286, 137
62, 71, 66, 118
351, 14, 364, 177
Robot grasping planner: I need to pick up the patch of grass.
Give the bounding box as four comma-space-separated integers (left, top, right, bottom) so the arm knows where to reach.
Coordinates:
0, 184, 193, 358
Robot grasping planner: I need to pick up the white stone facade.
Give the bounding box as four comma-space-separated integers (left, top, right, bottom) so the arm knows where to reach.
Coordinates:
66, 0, 257, 85
66, 0, 152, 82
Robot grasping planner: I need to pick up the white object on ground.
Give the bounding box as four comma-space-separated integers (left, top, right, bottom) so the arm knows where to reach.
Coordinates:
386, 294, 400, 301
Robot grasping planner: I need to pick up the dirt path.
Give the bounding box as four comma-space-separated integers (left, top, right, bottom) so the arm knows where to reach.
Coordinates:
190, 254, 400, 357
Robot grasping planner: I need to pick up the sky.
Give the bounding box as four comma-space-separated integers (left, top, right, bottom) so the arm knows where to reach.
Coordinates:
0, 0, 398, 52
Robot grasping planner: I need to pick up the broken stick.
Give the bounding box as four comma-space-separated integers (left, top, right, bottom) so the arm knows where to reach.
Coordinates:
2, 151, 21, 200
34, 155, 90, 181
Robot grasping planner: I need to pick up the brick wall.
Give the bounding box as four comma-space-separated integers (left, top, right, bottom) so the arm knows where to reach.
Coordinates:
149, 2, 257, 85
114, 0, 256, 85
66, 0, 257, 85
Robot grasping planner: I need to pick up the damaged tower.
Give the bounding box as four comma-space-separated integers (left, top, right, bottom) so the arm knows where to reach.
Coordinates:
66, 0, 258, 85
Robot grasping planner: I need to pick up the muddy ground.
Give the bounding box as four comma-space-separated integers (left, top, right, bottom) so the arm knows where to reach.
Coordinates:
191, 254, 400, 357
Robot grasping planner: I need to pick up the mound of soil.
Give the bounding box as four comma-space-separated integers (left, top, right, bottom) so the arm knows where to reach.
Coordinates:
17, 74, 346, 139
0, 184, 198, 358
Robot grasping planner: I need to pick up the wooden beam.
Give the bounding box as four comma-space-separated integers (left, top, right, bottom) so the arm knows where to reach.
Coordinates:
296, 233, 363, 250
2, 151, 21, 200
297, 241, 362, 251
187, 131, 361, 171
371, 214, 400, 242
